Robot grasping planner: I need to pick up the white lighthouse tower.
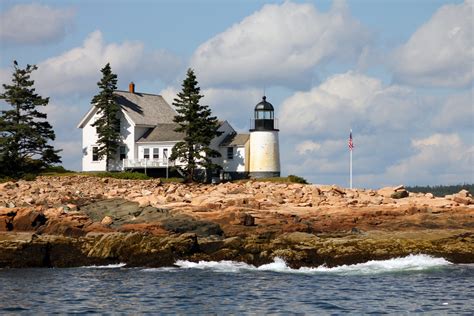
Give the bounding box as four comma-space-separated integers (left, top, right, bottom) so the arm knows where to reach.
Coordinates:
249, 96, 281, 178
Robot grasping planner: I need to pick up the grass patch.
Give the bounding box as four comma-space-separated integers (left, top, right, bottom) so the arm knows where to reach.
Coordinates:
94, 171, 151, 180
160, 177, 184, 183
39, 170, 185, 182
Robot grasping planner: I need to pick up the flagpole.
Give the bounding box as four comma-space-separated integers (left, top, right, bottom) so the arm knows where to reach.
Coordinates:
350, 147, 352, 189
349, 129, 353, 189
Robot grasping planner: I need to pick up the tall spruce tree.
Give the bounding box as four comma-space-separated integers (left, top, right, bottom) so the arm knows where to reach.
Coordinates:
170, 69, 221, 182
90, 63, 120, 172
0, 61, 61, 177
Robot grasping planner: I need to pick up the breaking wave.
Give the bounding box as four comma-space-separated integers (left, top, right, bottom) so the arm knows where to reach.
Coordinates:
174, 254, 451, 275
81, 263, 127, 269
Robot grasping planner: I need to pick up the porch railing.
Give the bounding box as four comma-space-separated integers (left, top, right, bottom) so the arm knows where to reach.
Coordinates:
123, 158, 175, 169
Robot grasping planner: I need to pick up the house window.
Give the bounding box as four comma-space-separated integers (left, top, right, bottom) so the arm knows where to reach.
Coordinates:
163, 148, 168, 159
92, 147, 99, 161
144, 148, 150, 159
120, 146, 127, 160
227, 147, 234, 159
114, 120, 120, 133
153, 148, 159, 159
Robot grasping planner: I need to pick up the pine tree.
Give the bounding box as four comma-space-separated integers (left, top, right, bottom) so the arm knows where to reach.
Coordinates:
90, 63, 120, 172
0, 61, 61, 177
170, 69, 222, 182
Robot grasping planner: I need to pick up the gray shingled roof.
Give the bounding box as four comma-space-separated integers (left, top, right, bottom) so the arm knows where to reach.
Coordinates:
136, 123, 185, 143
220, 133, 249, 147
114, 90, 176, 126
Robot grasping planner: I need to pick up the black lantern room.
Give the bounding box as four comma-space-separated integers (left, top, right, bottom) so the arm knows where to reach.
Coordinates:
251, 96, 278, 131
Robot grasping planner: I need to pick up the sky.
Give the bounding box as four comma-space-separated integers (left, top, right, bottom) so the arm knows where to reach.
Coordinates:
0, 0, 473, 188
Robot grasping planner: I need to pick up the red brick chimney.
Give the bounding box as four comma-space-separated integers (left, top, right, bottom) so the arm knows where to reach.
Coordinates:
129, 82, 135, 93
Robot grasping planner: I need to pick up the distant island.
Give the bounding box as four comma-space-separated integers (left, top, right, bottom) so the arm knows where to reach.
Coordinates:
0, 175, 473, 268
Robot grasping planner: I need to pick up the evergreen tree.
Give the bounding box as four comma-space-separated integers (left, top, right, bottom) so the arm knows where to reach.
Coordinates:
170, 69, 221, 182
0, 61, 61, 177
90, 63, 120, 172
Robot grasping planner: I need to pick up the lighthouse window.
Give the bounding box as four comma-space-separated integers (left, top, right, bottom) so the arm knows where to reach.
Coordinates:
256, 110, 273, 119
227, 147, 234, 159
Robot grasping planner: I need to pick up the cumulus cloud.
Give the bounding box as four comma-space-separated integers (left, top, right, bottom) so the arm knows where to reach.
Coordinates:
296, 140, 321, 155
392, 0, 474, 87
190, 1, 371, 88
382, 133, 474, 185
0, 3, 75, 45
432, 91, 474, 131
30, 30, 183, 96
279, 71, 428, 137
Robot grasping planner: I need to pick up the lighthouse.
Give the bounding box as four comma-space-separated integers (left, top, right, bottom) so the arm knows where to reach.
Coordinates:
249, 96, 281, 178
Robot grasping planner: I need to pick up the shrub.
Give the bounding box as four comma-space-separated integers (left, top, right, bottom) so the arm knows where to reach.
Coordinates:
0, 177, 14, 183
288, 174, 308, 184
21, 173, 37, 181
42, 165, 73, 174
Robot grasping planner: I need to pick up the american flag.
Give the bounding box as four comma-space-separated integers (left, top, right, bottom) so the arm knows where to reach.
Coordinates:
349, 130, 354, 151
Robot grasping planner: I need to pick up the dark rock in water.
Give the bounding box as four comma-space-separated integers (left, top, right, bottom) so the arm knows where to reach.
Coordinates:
161, 216, 223, 237
391, 190, 409, 199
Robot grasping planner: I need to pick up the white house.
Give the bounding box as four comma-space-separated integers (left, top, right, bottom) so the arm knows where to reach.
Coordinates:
77, 83, 280, 179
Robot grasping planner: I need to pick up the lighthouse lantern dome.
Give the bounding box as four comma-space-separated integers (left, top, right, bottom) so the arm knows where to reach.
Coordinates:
254, 96, 274, 119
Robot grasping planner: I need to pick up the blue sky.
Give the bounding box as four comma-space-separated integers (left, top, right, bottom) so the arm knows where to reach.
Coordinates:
1, 0, 472, 187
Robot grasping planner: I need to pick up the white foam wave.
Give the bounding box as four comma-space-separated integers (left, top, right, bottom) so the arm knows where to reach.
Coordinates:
81, 263, 127, 269
142, 267, 179, 272
175, 254, 451, 275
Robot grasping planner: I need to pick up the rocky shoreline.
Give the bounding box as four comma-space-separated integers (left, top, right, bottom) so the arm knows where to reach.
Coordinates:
1, 176, 473, 268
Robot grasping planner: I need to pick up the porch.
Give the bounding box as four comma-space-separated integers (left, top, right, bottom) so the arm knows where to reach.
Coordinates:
123, 158, 174, 169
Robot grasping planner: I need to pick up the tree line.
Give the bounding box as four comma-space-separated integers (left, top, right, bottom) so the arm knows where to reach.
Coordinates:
0, 61, 220, 182
406, 184, 473, 197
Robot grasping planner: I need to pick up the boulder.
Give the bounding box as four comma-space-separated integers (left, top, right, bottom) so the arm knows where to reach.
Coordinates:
101, 216, 113, 226
378, 187, 396, 198
453, 196, 472, 205
391, 190, 409, 199
161, 216, 223, 237
457, 189, 471, 198
12, 209, 47, 231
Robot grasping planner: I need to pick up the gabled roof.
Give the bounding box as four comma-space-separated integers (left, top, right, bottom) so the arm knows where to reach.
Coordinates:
77, 90, 176, 128
115, 90, 176, 126
136, 123, 185, 143
219, 133, 250, 147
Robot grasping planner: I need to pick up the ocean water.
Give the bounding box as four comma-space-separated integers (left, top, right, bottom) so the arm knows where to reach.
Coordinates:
0, 254, 473, 314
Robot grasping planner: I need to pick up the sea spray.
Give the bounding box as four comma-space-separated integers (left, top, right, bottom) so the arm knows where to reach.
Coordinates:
81, 263, 127, 269
172, 254, 451, 275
